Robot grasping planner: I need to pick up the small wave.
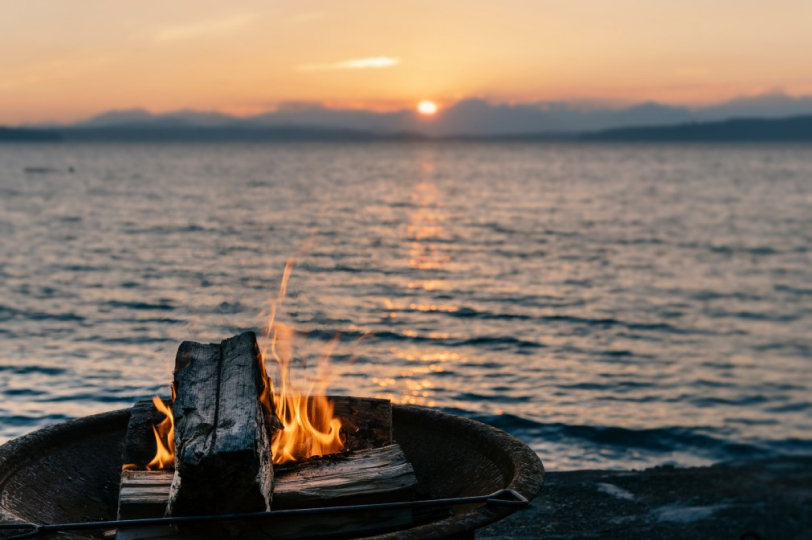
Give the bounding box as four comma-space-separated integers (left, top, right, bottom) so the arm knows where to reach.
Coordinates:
104, 300, 175, 311
0, 413, 73, 427
82, 335, 174, 344
124, 224, 208, 234
25, 311, 85, 322
462, 412, 812, 463
0, 365, 68, 376
706, 310, 800, 323
297, 328, 545, 350
450, 335, 545, 349
43, 393, 146, 404
23, 167, 60, 174
438, 306, 533, 321
765, 402, 811, 413
455, 392, 532, 403
775, 284, 812, 296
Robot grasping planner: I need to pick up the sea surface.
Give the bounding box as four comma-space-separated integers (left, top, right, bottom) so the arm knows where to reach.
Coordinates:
1, 143, 811, 470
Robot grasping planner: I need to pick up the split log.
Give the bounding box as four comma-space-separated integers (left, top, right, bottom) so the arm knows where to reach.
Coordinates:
168, 332, 274, 517
251, 444, 418, 540
121, 400, 168, 470
272, 444, 416, 509
116, 445, 418, 540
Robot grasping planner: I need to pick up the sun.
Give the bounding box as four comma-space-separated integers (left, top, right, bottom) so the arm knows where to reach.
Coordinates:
417, 100, 438, 116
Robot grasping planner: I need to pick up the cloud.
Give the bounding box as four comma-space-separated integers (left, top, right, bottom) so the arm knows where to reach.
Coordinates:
298, 57, 400, 72
152, 14, 258, 44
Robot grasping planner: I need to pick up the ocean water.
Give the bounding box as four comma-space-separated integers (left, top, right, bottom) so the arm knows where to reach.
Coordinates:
1, 142, 811, 470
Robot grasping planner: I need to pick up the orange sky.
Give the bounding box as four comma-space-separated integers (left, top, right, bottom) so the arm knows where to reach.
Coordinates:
2, 0, 812, 124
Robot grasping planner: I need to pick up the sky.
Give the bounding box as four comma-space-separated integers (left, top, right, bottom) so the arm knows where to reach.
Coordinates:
2, 0, 812, 124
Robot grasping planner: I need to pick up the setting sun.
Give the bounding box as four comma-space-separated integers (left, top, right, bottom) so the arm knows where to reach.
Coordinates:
417, 100, 438, 116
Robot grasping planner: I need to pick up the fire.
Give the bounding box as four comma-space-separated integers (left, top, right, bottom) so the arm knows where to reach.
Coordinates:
261, 258, 345, 465
122, 394, 175, 471
146, 396, 175, 470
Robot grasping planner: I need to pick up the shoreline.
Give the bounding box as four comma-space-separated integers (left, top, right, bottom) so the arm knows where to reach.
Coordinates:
479, 455, 812, 539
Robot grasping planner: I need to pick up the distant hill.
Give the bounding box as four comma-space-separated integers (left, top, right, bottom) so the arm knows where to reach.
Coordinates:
8, 108, 812, 144
582, 115, 812, 142
57, 125, 427, 143
0, 127, 62, 142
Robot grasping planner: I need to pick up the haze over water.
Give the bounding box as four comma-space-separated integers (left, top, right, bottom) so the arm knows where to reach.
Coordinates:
1, 143, 811, 470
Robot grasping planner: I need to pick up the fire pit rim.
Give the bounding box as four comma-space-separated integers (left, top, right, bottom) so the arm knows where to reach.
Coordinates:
0, 405, 544, 540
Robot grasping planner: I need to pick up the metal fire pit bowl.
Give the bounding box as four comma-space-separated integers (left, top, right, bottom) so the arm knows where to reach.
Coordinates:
0, 405, 544, 540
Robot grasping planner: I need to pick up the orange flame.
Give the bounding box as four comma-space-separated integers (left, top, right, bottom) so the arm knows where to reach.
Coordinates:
261, 257, 345, 465
121, 395, 175, 471
146, 396, 175, 470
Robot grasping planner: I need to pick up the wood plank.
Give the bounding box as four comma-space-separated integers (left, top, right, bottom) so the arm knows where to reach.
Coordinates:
167, 332, 274, 518
118, 470, 174, 520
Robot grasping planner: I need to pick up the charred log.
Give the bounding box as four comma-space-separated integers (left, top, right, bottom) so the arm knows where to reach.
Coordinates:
332, 397, 392, 452
121, 400, 168, 470
167, 332, 274, 517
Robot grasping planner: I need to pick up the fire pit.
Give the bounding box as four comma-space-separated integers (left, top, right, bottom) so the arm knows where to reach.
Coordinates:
0, 404, 543, 539
1, 325, 543, 540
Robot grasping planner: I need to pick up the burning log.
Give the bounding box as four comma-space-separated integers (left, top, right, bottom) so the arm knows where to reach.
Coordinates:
272, 444, 415, 508
167, 332, 275, 517
118, 445, 416, 511
116, 321, 411, 539
121, 399, 168, 470
332, 397, 392, 452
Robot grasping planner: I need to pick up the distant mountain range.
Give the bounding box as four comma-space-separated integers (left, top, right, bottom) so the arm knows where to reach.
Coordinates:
0, 127, 62, 142
2, 94, 812, 143
583, 115, 812, 142
17, 92, 812, 137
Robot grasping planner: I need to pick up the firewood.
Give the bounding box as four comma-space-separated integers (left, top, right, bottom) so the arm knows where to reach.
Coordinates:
259, 446, 417, 540
272, 444, 416, 509
118, 445, 416, 511
121, 400, 167, 470
116, 445, 417, 540
116, 470, 177, 540
118, 470, 174, 520
120, 395, 387, 472
167, 332, 274, 517
331, 396, 392, 452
